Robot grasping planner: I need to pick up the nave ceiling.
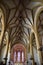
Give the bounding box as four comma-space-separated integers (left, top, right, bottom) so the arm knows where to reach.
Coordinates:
0, 0, 43, 48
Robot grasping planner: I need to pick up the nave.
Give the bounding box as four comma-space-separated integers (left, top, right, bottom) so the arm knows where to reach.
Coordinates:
0, 0, 43, 65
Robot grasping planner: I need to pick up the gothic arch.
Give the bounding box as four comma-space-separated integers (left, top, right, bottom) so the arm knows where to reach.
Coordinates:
0, 8, 5, 45
10, 43, 26, 63
33, 6, 43, 65
34, 6, 43, 31
1, 31, 9, 62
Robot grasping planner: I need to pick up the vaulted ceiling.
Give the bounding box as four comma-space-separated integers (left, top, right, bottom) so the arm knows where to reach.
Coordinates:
0, 0, 43, 47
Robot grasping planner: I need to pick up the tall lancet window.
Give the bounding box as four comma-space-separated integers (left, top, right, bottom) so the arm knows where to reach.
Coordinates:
14, 52, 16, 62
17, 51, 20, 62
22, 52, 24, 62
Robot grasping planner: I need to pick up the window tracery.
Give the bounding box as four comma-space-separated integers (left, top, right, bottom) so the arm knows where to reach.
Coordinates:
14, 51, 25, 63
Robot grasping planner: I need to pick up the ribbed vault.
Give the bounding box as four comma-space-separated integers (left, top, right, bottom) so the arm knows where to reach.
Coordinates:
0, 0, 43, 47
0, 0, 43, 65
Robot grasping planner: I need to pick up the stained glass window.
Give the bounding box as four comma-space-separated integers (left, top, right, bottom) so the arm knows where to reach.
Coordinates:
17, 51, 20, 62
14, 52, 16, 62
22, 52, 24, 62
14, 51, 25, 63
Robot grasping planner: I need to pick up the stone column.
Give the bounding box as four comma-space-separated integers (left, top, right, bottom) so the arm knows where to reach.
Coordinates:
5, 41, 9, 65
35, 31, 43, 65
7, 43, 10, 65
30, 32, 35, 65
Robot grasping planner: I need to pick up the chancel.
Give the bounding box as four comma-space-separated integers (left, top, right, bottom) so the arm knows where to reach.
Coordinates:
0, 0, 43, 65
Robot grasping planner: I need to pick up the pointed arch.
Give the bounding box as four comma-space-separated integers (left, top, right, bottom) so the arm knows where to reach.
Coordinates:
34, 6, 43, 31
34, 6, 43, 65
0, 8, 5, 45
0, 31, 9, 62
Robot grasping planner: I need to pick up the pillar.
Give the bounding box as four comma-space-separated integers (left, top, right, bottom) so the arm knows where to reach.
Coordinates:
30, 32, 35, 65
35, 31, 43, 65
7, 43, 11, 65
